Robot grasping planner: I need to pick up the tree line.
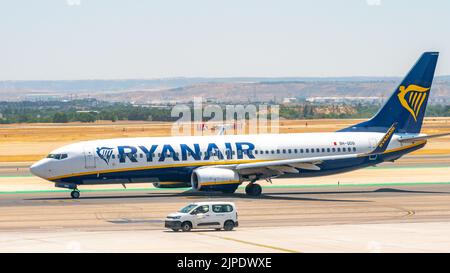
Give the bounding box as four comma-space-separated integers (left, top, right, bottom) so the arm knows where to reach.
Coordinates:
1, 99, 450, 124
0, 99, 176, 124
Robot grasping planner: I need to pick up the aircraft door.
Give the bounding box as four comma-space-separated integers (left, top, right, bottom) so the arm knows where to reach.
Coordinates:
369, 138, 377, 150
368, 138, 378, 161
83, 146, 96, 169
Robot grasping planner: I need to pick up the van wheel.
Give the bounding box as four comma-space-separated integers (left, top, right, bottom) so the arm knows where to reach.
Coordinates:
181, 221, 192, 232
224, 220, 235, 231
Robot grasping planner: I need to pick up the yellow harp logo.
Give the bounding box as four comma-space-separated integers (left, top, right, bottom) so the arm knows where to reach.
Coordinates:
397, 84, 430, 122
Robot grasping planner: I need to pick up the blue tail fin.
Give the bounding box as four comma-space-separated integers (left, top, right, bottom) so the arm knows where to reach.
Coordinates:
340, 52, 439, 134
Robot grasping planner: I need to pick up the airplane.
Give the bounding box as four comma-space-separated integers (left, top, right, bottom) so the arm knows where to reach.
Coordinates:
30, 52, 448, 199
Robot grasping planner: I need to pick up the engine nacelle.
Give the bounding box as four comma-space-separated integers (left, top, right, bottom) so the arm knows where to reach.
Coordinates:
152, 182, 190, 189
191, 168, 241, 192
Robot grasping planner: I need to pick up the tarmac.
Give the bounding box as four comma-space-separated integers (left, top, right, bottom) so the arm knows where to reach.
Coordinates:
1, 155, 450, 252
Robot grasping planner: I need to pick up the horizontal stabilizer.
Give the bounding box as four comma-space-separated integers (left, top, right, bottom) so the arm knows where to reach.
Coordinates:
398, 132, 450, 143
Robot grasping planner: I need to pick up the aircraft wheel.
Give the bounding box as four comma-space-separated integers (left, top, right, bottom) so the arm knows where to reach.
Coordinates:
71, 190, 80, 199
245, 183, 262, 197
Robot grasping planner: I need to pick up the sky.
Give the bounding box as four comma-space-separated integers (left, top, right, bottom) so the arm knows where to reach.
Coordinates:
0, 0, 449, 80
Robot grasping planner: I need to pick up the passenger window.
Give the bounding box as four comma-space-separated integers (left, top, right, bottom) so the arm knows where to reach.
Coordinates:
353, 147, 357, 152
255, 150, 258, 155
337, 148, 341, 152
294, 149, 298, 153
332, 148, 336, 152
282, 149, 286, 154
321, 148, 325, 153
288, 149, 292, 153
343, 147, 346, 152
327, 148, 331, 152
306, 149, 309, 153
316, 148, 320, 153
276, 149, 280, 154
300, 149, 304, 153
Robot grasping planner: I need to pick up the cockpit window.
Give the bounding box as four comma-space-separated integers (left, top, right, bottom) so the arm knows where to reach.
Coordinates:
47, 153, 68, 160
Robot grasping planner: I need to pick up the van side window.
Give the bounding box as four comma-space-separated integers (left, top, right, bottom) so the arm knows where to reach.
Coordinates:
212, 204, 233, 213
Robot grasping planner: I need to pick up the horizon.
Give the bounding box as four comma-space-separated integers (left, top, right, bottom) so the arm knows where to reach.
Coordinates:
2, 75, 450, 83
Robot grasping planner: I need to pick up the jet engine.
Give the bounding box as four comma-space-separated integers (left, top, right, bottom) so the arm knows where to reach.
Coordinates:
191, 167, 241, 193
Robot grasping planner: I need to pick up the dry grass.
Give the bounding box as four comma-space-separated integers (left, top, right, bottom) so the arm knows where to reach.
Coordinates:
1, 118, 449, 162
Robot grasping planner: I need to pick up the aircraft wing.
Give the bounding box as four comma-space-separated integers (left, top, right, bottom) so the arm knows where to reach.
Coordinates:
213, 122, 399, 177
234, 154, 356, 175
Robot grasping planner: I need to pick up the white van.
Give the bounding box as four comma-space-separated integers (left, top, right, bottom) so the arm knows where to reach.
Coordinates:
165, 201, 238, 232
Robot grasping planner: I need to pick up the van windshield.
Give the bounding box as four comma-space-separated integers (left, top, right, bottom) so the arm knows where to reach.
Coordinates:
179, 204, 197, 213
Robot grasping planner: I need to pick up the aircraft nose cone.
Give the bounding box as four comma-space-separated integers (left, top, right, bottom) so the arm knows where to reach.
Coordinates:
30, 160, 51, 179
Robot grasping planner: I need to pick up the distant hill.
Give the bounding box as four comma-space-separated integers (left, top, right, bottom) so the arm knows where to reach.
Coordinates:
1, 76, 450, 103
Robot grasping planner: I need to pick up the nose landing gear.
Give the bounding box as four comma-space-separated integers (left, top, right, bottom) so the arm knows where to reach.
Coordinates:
70, 189, 80, 199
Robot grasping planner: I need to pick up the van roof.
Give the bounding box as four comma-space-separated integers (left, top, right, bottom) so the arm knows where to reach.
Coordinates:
191, 201, 235, 206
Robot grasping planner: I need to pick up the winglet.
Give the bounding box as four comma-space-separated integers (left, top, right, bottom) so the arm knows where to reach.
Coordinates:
368, 122, 398, 155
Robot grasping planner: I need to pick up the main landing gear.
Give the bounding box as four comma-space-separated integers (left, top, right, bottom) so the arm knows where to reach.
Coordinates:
70, 188, 80, 199
245, 183, 262, 197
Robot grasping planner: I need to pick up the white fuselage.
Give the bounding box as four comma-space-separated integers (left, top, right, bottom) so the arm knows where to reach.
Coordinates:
30, 131, 419, 184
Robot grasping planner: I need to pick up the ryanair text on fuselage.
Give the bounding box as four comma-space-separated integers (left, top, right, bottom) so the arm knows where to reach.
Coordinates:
97, 142, 256, 165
